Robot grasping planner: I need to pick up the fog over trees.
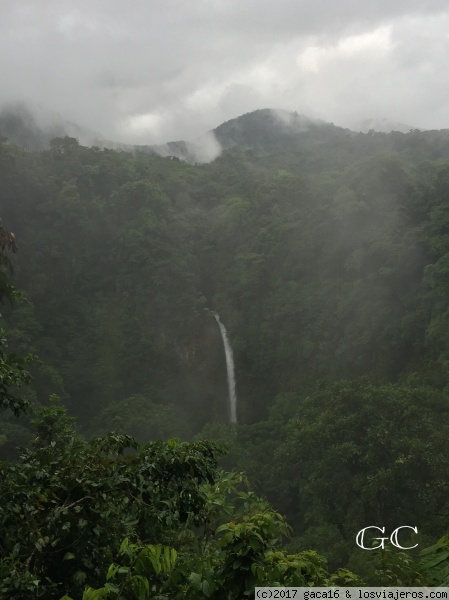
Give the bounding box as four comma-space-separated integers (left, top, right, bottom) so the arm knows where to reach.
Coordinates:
2, 109, 449, 596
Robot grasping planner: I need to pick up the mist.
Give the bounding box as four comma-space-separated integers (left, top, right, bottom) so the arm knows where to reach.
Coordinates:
3, 2, 449, 593
1, 0, 449, 144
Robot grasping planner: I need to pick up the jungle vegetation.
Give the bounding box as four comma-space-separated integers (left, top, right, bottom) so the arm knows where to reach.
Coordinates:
2, 110, 449, 597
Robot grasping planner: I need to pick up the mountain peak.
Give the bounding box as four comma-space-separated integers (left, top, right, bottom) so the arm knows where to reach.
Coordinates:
210, 108, 349, 154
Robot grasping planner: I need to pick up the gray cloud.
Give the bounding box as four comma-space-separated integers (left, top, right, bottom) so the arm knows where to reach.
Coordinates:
1, 0, 449, 144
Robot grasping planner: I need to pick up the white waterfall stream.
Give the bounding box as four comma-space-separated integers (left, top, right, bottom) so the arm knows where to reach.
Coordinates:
213, 312, 237, 423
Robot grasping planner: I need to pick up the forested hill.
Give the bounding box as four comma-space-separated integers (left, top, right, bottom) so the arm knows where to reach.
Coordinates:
2, 111, 449, 429
2, 109, 449, 578
4, 104, 449, 161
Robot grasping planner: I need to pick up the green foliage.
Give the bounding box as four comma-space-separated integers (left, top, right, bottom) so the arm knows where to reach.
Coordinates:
2, 124, 449, 431
0, 219, 33, 416
0, 217, 18, 303
0, 326, 32, 415
91, 394, 190, 442
373, 546, 426, 587
1, 129, 442, 429
213, 505, 323, 595
274, 378, 449, 566
4, 118, 449, 585
419, 535, 449, 586
67, 492, 360, 600
0, 405, 364, 599
0, 404, 225, 599
62, 539, 178, 600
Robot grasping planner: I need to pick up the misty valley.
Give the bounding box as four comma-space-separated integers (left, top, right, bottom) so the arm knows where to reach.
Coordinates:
2, 108, 449, 597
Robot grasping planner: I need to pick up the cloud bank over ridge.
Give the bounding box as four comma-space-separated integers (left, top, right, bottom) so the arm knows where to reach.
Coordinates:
1, 1, 449, 143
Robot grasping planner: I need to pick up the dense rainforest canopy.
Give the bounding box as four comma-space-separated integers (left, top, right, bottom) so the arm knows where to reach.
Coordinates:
1, 109, 449, 596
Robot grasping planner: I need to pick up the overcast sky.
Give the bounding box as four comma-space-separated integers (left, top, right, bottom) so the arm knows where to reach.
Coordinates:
1, 0, 449, 144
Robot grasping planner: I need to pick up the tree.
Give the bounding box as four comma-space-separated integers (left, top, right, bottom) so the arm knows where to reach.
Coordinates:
0, 329, 32, 415
0, 403, 225, 599
275, 378, 449, 567
0, 218, 32, 415
0, 405, 364, 599
61, 477, 361, 600
0, 217, 18, 303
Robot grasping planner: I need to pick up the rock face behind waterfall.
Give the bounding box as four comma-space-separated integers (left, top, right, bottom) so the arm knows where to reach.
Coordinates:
213, 313, 237, 423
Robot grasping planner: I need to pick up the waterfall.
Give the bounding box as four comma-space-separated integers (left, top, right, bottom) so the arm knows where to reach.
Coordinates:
213, 312, 237, 423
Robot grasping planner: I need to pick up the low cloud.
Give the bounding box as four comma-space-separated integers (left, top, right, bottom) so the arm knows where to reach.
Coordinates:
1, 1, 449, 143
